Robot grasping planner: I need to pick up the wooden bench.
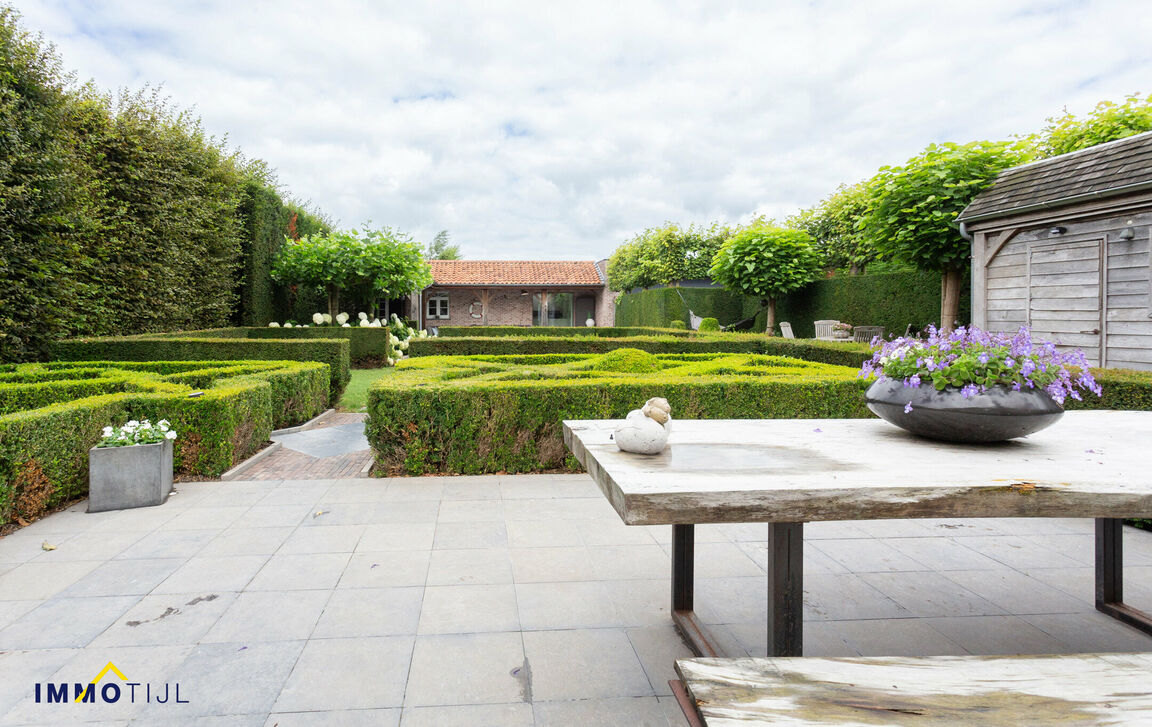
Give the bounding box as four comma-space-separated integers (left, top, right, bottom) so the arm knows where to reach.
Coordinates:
673, 654, 1152, 725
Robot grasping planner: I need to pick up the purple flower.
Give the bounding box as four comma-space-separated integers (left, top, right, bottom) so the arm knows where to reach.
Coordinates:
903, 402, 913, 414
960, 383, 980, 399
978, 352, 990, 364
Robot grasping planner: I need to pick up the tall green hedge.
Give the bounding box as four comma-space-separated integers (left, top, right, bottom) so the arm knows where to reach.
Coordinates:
0, 360, 329, 524
0, 9, 330, 363
614, 287, 747, 328
367, 353, 870, 475
436, 326, 692, 338
52, 335, 350, 400
409, 334, 768, 357
773, 271, 971, 338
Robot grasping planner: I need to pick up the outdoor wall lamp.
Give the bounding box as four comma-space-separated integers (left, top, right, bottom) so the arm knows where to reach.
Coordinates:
1119, 221, 1136, 240
1049, 226, 1067, 236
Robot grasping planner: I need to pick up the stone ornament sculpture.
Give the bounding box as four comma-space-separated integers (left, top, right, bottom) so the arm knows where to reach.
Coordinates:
613, 397, 672, 454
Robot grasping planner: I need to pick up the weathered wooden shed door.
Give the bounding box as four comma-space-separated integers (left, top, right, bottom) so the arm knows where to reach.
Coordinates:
1027, 239, 1104, 365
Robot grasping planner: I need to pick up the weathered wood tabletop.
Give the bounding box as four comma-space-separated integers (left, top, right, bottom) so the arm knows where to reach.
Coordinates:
563, 411, 1152, 525
563, 411, 1152, 657
676, 654, 1152, 726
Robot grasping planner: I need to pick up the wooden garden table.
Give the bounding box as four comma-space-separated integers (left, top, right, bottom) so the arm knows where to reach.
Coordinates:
563, 411, 1152, 658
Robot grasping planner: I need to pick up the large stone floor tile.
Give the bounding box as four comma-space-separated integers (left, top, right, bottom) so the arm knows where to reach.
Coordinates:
114, 529, 218, 560
232, 504, 314, 529
369, 500, 441, 523
505, 520, 583, 548
136, 640, 304, 719
523, 628, 652, 701
202, 589, 330, 643
357, 523, 435, 552
426, 548, 513, 585
198, 527, 294, 557
29, 530, 145, 562
516, 581, 620, 630
434, 521, 507, 550
803, 573, 912, 621
0, 560, 99, 600
533, 696, 671, 726
859, 571, 1007, 618
923, 615, 1072, 655
400, 703, 532, 727
273, 636, 414, 711
940, 569, 1090, 615
626, 626, 694, 696
0, 648, 79, 716
886, 536, 1011, 571
277, 524, 365, 554
0, 596, 140, 649
338, 551, 429, 588
830, 618, 967, 657
268, 709, 400, 726
60, 558, 185, 598
246, 553, 350, 591
92, 592, 238, 647
815, 538, 932, 572
418, 585, 519, 634
1022, 612, 1152, 653
586, 545, 670, 581
437, 499, 504, 523
153, 555, 270, 594
510, 546, 595, 583
403, 632, 526, 707
313, 587, 423, 638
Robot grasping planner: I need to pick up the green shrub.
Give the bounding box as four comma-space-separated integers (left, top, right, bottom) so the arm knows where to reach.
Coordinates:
1064, 368, 1152, 411
367, 353, 870, 475
410, 334, 766, 357
52, 335, 350, 401
0, 360, 329, 524
588, 348, 662, 373
436, 326, 691, 338
146, 326, 394, 367
698, 317, 720, 332
669, 320, 686, 329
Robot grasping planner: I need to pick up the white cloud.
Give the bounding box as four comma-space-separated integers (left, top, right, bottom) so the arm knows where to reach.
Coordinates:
17, 0, 1152, 260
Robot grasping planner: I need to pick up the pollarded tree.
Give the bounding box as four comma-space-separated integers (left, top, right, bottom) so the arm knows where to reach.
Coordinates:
271, 230, 362, 317
859, 140, 1031, 333
358, 226, 433, 318
709, 224, 823, 334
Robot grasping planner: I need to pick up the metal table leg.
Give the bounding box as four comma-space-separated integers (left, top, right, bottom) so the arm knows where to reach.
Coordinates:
1096, 517, 1152, 636
768, 521, 804, 657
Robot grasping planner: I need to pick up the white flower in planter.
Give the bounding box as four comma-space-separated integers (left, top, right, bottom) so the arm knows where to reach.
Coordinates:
358, 312, 368, 321
387, 357, 396, 366
322, 313, 333, 324
370, 319, 382, 327
165, 430, 177, 439
359, 319, 371, 327
388, 334, 400, 346
399, 339, 409, 350
342, 323, 351, 327
312, 312, 325, 325
336, 312, 349, 324
284, 322, 293, 328
268, 321, 281, 327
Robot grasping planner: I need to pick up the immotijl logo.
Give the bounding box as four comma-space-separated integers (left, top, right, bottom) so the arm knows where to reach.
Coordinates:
34, 662, 188, 705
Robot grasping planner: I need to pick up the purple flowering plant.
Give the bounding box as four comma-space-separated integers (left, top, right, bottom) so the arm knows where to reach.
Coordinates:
859, 325, 1102, 406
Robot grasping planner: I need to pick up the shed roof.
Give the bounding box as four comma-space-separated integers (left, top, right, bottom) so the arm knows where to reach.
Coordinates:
429, 260, 605, 287
957, 130, 1152, 222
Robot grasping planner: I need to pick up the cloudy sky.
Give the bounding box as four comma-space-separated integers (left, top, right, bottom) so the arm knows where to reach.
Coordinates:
18, 0, 1152, 260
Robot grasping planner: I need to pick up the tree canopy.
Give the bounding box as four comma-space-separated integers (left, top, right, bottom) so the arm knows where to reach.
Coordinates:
786, 181, 875, 274
427, 230, 462, 260
607, 222, 734, 291
1032, 93, 1152, 159
709, 224, 823, 332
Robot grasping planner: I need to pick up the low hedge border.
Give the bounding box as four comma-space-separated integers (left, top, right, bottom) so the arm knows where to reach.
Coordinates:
435, 326, 692, 338
52, 335, 351, 401
141, 327, 395, 366
366, 352, 871, 476
0, 360, 329, 525
410, 332, 874, 366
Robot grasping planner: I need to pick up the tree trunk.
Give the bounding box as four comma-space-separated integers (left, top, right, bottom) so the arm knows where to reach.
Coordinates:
764, 298, 776, 334
326, 285, 339, 319
849, 263, 863, 275
940, 267, 962, 333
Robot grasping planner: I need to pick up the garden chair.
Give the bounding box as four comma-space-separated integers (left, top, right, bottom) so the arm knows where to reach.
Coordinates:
813, 320, 839, 341
779, 322, 795, 338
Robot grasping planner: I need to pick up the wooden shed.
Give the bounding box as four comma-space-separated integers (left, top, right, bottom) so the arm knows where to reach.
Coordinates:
958, 131, 1152, 370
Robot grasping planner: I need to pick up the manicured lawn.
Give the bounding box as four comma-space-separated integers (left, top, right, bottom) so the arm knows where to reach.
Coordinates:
340, 367, 392, 411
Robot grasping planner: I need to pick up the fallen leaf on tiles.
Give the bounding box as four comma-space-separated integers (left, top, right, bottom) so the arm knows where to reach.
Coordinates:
41, 541, 56, 551
313, 510, 327, 518
370, 563, 379, 569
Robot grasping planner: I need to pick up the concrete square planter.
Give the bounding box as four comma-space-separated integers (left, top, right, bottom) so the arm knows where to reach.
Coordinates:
88, 438, 174, 513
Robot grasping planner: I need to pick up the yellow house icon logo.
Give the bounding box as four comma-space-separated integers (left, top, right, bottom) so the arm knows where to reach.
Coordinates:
75, 662, 127, 702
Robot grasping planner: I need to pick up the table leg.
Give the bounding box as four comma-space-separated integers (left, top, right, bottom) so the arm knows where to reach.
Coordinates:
671, 524, 721, 657
767, 522, 804, 657
1095, 517, 1152, 636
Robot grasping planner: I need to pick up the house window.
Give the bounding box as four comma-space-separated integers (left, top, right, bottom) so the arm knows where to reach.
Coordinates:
426, 294, 450, 320
532, 292, 573, 326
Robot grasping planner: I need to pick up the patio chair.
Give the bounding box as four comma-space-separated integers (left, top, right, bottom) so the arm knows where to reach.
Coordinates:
779, 322, 795, 338
813, 320, 839, 341
852, 325, 884, 343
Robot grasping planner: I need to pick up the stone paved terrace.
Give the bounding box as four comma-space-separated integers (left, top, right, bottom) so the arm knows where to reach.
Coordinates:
0, 474, 1151, 725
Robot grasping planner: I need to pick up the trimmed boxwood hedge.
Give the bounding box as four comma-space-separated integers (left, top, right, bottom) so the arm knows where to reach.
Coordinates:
410, 331, 874, 368
52, 335, 351, 401
366, 352, 871, 476
142, 326, 395, 366
0, 360, 329, 525
436, 326, 692, 338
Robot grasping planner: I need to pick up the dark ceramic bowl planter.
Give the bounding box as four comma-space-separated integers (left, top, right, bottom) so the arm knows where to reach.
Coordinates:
865, 379, 1064, 443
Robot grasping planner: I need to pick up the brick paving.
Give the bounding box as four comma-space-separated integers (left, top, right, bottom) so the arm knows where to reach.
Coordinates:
243, 412, 373, 481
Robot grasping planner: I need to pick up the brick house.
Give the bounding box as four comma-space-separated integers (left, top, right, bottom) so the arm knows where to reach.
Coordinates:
413, 260, 615, 329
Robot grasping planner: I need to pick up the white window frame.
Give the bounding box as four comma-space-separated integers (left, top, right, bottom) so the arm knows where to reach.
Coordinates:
426, 294, 450, 320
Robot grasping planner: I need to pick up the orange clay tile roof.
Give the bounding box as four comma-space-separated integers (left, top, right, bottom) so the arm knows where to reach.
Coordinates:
429, 260, 604, 286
